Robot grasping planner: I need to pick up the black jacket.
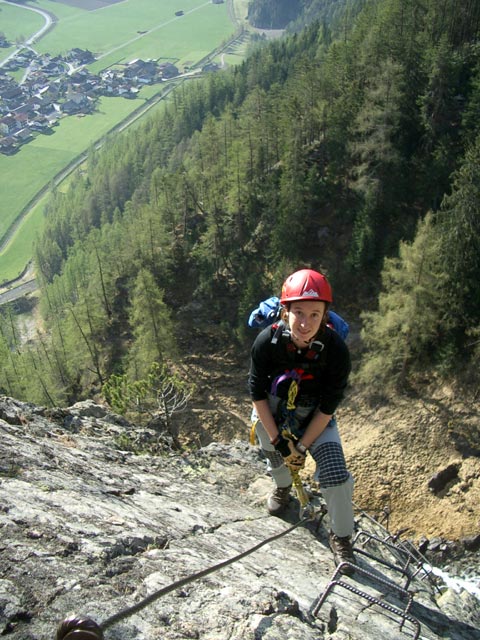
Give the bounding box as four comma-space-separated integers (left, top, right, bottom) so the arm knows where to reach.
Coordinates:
248, 323, 351, 416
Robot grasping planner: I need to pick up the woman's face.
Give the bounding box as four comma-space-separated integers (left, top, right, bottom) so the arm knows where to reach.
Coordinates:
287, 299, 326, 348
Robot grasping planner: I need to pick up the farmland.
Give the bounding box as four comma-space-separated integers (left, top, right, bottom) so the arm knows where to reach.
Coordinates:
0, 0, 245, 284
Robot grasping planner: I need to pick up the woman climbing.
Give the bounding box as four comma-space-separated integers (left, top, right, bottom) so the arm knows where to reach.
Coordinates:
248, 268, 356, 575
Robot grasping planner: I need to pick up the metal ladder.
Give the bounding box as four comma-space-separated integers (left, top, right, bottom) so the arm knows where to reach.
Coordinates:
310, 515, 442, 639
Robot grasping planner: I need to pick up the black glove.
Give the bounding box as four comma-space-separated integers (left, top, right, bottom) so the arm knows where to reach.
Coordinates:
273, 434, 306, 471
273, 434, 292, 457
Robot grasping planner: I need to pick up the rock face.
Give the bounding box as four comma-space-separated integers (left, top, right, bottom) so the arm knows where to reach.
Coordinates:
0, 396, 479, 640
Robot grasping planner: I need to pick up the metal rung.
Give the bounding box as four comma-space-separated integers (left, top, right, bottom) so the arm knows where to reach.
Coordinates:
311, 563, 421, 639
354, 531, 434, 589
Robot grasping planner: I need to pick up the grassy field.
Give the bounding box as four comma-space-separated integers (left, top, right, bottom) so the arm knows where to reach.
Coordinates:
0, 93, 167, 284
35, 0, 232, 66
0, 199, 45, 281
0, 95, 148, 237
0, 0, 240, 283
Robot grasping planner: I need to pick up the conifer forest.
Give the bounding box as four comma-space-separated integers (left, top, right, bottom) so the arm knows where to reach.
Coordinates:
2, 0, 480, 408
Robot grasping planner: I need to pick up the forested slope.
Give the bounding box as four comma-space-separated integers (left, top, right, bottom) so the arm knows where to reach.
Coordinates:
247, 0, 352, 32
1, 0, 479, 409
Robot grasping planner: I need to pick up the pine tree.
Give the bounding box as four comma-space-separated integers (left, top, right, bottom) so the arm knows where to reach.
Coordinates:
434, 134, 480, 362
126, 269, 176, 381
358, 213, 446, 388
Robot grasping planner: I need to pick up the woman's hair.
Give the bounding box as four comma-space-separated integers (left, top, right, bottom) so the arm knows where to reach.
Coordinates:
281, 302, 331, 333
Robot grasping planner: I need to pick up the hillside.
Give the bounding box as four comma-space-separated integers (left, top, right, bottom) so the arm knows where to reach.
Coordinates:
0, 0, 474, 411
0, 396, 479, 639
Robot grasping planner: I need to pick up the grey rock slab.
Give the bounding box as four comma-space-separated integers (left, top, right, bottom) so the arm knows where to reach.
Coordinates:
0, 398, 478, 639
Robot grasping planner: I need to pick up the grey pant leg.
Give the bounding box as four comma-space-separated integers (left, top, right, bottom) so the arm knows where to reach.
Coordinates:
321, 475, 354, 537
253, 416, 292, 489
310, 419, 355, 538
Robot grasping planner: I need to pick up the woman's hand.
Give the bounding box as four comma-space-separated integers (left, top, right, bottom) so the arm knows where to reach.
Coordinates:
273, 434, 306, 471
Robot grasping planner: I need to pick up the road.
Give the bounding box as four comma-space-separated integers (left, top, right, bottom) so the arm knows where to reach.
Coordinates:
0, 278, 37, 305
0, 0, 55, 68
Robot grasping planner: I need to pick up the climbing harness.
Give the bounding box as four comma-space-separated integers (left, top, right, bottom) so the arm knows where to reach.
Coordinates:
273, 371, 306, 436
270, 322, 327, 363
56, 514, 316, 639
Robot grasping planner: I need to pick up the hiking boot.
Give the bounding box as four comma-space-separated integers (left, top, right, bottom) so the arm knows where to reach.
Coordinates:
267, 485, 291, 516
329, 531, 356, 576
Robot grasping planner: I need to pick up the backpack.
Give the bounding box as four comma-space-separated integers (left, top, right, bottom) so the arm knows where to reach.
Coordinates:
248, 295, 349, 340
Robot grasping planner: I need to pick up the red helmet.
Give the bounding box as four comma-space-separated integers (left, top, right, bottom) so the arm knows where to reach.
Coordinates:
280, 269, 332, 304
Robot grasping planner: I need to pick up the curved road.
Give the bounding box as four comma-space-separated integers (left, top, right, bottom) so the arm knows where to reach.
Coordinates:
0, 0, 55, 68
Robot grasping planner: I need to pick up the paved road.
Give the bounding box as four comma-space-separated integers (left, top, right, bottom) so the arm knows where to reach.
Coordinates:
0, 0, 54, 68
0, 279, 38, 306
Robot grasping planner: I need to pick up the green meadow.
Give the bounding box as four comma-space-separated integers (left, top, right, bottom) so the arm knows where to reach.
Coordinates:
34, 0, 233, 66
0, 0, 238, 283
1, 94, 147, 234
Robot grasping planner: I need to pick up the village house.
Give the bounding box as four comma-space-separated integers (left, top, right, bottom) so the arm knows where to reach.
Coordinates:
3, 59, 19, 72
23, 73, 50, 96
41, 60, 66, 77
1, 86, 24, 105
202, 62, 220, 73
14, 54, 31, 69
0, 136, 17, 154
65, 48, 95, 66
124, 59, 159, 84
61, 91, 93, 115
100, 71, 136, 97
0, 70, 12, 85
12, 101, 35, 117
158, 62, 179, 79
28, 115, 53, 134
40, 81, 64, 101
0, 115, 18, 136
68, 69, 103, 97
13, 112, 29, 128
27, 95, 56, 118
13, 127, 33, 144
